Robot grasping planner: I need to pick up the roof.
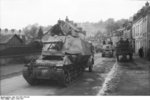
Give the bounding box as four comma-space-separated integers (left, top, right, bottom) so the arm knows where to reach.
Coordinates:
133, 2, 150, 22
0, 34, 23, 44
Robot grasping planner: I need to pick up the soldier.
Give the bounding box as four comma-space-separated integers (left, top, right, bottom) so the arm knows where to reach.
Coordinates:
138, 47, 144, 58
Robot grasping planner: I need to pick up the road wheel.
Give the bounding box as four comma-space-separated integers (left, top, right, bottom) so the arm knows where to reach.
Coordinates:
22, 68, 39, 85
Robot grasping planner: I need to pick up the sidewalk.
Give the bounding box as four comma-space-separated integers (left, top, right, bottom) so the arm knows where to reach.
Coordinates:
112, 56, 150, 95
0, 64, 24, 79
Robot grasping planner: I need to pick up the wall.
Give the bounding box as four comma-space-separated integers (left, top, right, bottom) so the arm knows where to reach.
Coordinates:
132, 15, 149, 57
147, 13, 150, 56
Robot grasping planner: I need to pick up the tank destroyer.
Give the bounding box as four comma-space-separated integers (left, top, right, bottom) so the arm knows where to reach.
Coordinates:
23, 18, 94, 86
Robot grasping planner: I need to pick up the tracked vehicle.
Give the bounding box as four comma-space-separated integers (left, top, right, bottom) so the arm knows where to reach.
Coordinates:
23, 18, 94, 86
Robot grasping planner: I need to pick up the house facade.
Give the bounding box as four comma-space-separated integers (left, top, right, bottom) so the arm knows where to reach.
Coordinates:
132, 2, 150, 57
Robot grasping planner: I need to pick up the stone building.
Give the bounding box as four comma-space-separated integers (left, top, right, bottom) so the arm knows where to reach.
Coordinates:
132, 2, 150, 57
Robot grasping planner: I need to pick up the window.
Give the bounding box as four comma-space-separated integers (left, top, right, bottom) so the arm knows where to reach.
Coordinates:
136, 25, 137, 36
137, 25, 139, 36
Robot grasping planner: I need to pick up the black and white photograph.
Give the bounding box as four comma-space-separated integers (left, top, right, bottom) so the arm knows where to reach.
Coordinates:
0, 0, 150, 99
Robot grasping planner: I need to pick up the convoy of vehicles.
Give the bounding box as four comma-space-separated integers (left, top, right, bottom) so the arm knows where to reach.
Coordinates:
22, 17, 134, 87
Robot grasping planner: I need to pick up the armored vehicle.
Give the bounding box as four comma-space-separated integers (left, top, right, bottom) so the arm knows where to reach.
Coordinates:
115, 39, 133, 62
23, 36, 94, 86
23, 18, 94, 86
102, 44, 113, 57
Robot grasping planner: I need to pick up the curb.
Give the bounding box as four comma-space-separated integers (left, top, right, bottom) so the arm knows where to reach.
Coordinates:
97, 62, 122, 95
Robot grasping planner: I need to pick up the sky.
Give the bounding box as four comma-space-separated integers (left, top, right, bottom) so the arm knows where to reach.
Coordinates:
0, 0, 149, 29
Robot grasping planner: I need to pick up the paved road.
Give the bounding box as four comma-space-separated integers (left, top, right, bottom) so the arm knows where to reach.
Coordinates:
1, 54, 116, 95
0, 64, 24, 79
111, 58, 150, 95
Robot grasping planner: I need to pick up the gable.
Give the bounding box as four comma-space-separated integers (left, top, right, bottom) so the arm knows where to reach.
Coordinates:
8, 35, 23, 45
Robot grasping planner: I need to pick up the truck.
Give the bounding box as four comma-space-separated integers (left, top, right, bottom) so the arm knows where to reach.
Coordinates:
102, 44, 113, 57
22, 19, 94, 87
115, 39, 133, 62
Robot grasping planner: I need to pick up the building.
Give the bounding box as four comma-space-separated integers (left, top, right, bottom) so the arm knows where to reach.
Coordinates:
132, 2, 150, 57
123, 22, 132, 40
0, 34, 24, 51
0, 28, 26, 40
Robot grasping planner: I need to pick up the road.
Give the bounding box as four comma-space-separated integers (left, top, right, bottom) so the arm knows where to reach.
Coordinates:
111, 58, 150, 95
0, 53, 116, 95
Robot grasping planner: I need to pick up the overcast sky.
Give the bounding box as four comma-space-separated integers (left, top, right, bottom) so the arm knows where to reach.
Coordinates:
0, 0, 148, 29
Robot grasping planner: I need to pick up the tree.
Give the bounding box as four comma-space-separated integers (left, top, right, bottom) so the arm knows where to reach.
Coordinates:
37, 27, 43, 39
105, 18, 128, 36
23, 23, 39, 39
105, 18, 116, 36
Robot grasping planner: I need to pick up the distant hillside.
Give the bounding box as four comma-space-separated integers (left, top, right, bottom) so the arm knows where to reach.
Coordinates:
78, 22, 106, 36
77, 18, 128, 37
